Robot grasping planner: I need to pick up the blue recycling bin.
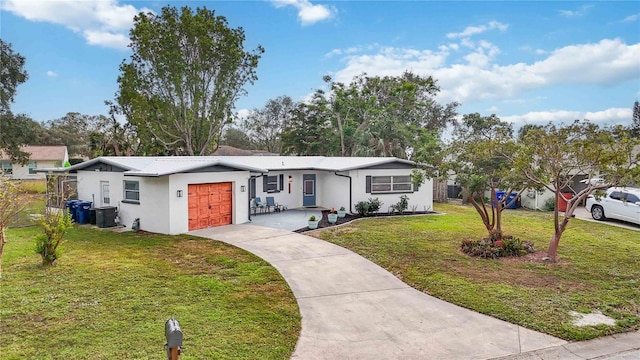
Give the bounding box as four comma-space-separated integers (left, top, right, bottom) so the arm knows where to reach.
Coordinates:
76, 201, 93, 224
495, 191, 519, 209
65, 200, 80, 222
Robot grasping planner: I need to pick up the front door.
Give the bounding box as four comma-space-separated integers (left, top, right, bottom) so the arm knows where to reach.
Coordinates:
302, 174, 316, 207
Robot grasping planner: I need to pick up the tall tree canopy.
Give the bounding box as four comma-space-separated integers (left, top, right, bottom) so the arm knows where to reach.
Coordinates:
242, 95, 296, 153
0, 39, 30, 163
115, 6, 264, 155
0, 39, 27, 113
514, 120, 640, 262
281, 71, 458, 158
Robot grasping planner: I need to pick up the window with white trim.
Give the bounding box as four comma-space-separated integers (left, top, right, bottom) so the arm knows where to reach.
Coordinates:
371, 175, 413, 193
28, 161, 37, 174
0, 162, 12, 175
123, 180, 140, 203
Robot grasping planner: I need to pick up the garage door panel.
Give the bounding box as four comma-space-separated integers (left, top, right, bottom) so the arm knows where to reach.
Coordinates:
188, 182, 233, 231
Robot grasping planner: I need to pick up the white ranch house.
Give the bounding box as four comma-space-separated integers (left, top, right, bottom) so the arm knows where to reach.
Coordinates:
51, 156, 433, 234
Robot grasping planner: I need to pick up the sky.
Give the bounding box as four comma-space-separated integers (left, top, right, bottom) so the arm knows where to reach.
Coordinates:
1, 0, 639, 129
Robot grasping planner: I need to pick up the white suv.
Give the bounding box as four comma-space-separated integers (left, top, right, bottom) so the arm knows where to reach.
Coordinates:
586, 187, 640, 226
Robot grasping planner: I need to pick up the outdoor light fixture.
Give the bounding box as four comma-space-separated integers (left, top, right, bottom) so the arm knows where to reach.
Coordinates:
177, 190, 183, 197
240, 185, 246, 192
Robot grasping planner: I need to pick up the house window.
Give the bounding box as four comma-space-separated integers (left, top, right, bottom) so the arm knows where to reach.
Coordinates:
123, 180, 140, 203
28, 161, 37, 174
0, 162, 12, 175
100, 181, 110, 205
55, 161, 62, 167
267, 176, 278, 192
262, 174, 284, 193
371, 175, 413, 193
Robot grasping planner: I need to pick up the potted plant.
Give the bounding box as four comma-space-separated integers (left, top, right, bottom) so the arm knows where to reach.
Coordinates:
327, 208, 338, 224
337, 206, 346, 218
308, 215, 319, 230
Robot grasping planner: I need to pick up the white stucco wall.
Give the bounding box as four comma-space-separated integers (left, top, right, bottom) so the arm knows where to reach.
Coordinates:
521, 188, 555, 211
349, 169, 434, 213
78, 170, 250, 235
76, 170, 124, 207
11, 160, 60, 180
126, 176, 170, 234
252, 169, 433, 213
252, 171, 353, 211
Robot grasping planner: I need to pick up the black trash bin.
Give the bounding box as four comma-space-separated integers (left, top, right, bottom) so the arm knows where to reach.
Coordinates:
95, 206, 117, 228
89, 208, 96, 225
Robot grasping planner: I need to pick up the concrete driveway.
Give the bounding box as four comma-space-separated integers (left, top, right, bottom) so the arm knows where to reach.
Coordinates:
189, 225, 565, 359
572, 207, 640, 231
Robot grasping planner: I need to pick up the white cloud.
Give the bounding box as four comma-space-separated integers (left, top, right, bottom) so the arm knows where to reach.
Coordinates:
271, 0, 335, 25
1, 0, 152, 50
332, 38, 639, 105
502, 108, 632, 127
236, 109, 253, 120
446, 21, 508, 39
622, 14, 639, 23
558, 5, 593, 18
46, 70, 58, 77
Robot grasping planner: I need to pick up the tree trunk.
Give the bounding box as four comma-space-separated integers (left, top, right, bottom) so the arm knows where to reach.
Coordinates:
547, 217, 569, 262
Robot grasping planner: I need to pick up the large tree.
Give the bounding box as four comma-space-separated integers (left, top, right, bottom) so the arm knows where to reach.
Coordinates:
515, 120, 640, 262
281, 91, 336, 155
242, 95, 296, 153
0, 39, 27, 113
41, 112, 104, 157
0, 39, 30, 163
0, 113, 43, 164
115, 6, 264, 156
324, 72, 457, 158
447, 113, 529, 241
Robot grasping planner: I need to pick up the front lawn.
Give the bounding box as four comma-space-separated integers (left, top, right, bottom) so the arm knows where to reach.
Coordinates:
316, 203, 640, 341
0, 226, 300, 359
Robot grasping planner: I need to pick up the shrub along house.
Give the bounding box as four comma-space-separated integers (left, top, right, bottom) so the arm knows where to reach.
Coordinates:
45, 156, 433, 234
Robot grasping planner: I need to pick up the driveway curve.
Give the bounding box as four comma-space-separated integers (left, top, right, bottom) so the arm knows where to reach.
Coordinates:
189, 225, 565, 359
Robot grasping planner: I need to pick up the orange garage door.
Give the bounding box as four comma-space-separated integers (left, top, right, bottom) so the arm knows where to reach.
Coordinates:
188, 182, 233, 231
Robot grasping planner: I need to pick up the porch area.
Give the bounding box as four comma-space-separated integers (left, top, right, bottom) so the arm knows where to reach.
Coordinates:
248, 208, 324, 231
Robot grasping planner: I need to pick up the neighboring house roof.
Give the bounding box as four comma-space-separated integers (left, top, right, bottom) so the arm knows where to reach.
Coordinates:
57, 156, 417, 177
0, 146, 68, 162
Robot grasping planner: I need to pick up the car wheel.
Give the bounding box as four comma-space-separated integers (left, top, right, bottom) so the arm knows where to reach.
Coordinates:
591, 205, 606, 221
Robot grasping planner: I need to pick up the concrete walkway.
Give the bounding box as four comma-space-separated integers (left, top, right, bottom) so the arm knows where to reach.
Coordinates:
189, 225, 566, 359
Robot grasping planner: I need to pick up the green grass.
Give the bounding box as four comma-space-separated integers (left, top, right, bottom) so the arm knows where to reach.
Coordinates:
316, 203, 640, 341
0, 226, 300, 359
18, 179, 47, 194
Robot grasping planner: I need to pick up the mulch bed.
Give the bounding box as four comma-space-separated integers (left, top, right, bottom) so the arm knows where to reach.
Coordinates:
294, 210, 436, 233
